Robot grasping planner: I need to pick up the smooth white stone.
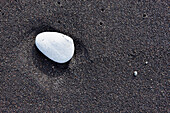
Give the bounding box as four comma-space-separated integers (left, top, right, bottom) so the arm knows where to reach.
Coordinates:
134, 71, 138, 76
35, 32, 74, 63
145, 61, 148, 64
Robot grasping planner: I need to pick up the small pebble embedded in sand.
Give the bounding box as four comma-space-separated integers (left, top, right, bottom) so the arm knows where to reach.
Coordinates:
145, 61, 148, 64
134, 71, 138, 76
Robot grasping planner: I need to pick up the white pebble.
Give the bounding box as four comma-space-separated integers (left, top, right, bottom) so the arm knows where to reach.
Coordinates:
134, 71, 138, 76
145, 61, 148, 64
35, 32, 75, 63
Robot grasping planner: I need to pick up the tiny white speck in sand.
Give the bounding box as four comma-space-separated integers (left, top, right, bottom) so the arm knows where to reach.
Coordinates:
134, 71, 138, 76
145, 61, 148, 64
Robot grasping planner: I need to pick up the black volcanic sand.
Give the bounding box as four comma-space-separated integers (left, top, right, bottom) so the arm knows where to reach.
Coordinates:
0, 0, 169, 112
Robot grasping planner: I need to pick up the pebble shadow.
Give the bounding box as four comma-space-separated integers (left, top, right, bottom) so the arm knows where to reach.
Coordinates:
32, 45, 70, 77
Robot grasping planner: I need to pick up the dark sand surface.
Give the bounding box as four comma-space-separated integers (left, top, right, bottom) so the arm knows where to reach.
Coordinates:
0, 0, 169, 112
